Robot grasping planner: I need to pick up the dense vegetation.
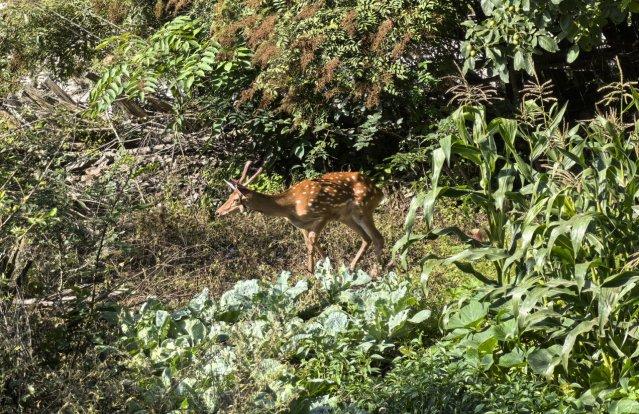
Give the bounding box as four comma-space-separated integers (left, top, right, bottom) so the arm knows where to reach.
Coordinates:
2, 0, 639, 412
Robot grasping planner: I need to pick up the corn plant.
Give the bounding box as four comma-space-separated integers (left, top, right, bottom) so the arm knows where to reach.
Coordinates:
398, 84, 639, 409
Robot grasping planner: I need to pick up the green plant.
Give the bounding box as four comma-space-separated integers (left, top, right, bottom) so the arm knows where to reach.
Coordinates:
89, 15, 251, 126
463, 0, 639, 81
116, 261, 432, 412
0, 0, 160, 93
349, 343, 564, 413
398, 80, 639, 409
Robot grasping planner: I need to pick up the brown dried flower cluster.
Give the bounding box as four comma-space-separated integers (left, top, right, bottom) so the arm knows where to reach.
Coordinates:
323, 87, 340, 100
371, 19, 393, 51
391, 32, 412, 59
316, 58, 340, 91
216, 15, 259, 47
153, 0, 164, 18
340, 10, 358, 36
296, 1, 324, 21
246, 0, 263, 8
353, 81, 382, 109
366, 84, 382, 108
165, 0, 192, 15
252, 42, 281, 67
237, 82, 258, 105
293, 36, 325, 70
259, 88, 276, 108
91, 0, 130, 23
247, 14, 277, 48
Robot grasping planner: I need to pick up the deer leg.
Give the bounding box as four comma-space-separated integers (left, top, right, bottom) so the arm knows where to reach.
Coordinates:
303, 229, 326, 260
354, 213, 384, 276
341, 217, 371, 271
300, 229, 314, 273
305, 220, 327, 273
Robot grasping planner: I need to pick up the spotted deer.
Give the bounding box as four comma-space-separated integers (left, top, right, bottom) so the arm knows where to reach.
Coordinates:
215, 161, 385, 274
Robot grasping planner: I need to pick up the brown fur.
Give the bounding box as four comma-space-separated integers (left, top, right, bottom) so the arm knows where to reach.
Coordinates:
216, 171, 385, 274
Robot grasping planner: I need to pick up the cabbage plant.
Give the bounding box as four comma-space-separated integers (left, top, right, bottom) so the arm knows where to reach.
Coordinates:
116, 261, 431, 412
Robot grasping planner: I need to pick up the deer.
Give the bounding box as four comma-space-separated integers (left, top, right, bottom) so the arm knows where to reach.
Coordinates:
215, 161, 386, 275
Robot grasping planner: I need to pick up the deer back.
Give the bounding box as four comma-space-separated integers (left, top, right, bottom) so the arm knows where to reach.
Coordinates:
284, 172, 382, 219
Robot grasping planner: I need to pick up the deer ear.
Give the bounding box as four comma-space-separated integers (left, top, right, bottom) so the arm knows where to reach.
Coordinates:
224, 179, 238, 192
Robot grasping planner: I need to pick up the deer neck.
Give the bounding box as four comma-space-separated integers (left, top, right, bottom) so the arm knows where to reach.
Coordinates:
245, 192, 292, 217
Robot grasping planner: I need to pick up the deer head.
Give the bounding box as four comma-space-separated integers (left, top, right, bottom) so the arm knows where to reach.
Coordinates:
215, 160, 264, 217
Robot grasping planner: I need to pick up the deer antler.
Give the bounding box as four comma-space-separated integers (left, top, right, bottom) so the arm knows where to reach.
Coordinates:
238, 161, 253, 184
244, 164, 264, 185
241, 155, 271, 185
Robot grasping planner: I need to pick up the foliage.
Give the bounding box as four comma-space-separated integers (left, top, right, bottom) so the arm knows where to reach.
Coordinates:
0, 0, 162, 93
210, 0, 461, 123
84, 1, 467, 174
116, 261, 432, 412
204, 0, 466, 172
350, 343, 564, 413
399, 81, 639, 410
463, 0, 639, 80
6, 0, 639, 412
0, 99, 148, 411
89, 15, 251, 126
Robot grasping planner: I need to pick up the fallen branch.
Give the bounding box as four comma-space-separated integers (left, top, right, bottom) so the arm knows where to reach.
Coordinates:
12, 286, 130, 308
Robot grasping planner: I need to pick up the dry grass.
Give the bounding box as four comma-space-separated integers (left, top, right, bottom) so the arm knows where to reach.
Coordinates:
114, 191, 482, 307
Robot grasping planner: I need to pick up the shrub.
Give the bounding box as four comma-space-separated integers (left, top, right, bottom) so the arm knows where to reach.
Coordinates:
89, 15, 252, 125
350, 344, 564, 413
0, 0, 161, 93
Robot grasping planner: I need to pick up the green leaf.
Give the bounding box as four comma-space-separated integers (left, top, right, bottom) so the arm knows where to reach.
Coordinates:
567, 44, 580, 63
514, 51, 525, 71
570, 213, 594, 258
602, 271, 639, 288
404, 193, 426, 232
184, 319, 206, 344
408, 309, 431, 324
574, 261, 592, 292
499, 348, 525, 367
323, 310, 349, 335
445, 300, 489, 330
561, 318, 597, 372
527, 345, 561, 377
155, 310, 170, 330
440, 135, 452, 165
538, 35, 559, 52
608, 399, 639, 414
431, 147, 446, 190
293, 143, 306, 159
188, 288, 210, 314
388, 309, 410, 335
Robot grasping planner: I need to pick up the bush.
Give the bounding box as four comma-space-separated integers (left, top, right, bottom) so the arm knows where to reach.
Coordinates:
0, 0, 163, 93
350, 344, 564, 413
